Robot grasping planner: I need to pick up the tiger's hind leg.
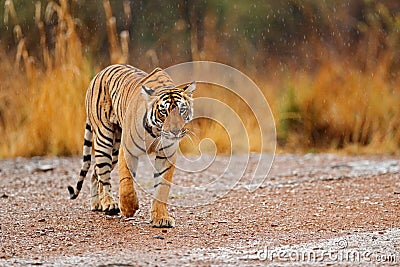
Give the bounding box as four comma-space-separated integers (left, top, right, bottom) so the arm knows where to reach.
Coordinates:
90, 128, 121, 212
93, 134, 119, 215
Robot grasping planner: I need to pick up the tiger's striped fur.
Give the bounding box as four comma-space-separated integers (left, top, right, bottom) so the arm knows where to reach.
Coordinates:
68, 64, 195, 227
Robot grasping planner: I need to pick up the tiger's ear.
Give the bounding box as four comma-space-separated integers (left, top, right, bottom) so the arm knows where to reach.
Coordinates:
141, 85, 155, 103
183, 81, 196, 98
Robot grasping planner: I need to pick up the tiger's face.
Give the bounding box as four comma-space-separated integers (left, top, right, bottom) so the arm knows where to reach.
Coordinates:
142, 82, 196, 140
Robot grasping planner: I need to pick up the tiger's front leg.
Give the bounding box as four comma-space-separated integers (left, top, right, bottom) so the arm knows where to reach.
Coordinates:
150, 151, 177, 228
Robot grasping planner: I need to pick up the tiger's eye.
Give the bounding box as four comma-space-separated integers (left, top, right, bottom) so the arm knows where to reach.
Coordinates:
180, 106, 187, 115
159, 106, 167, 115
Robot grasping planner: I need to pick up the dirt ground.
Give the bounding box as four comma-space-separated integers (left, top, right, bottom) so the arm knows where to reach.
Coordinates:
1, 154, 399, 266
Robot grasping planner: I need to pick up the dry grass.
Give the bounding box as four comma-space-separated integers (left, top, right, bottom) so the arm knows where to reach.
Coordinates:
1, 0, 91, 156
274, 2, 400, 155
0, 0, 134, 157
276, 59, 400, 155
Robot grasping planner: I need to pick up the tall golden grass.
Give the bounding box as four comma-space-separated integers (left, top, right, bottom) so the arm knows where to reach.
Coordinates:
275, 57, 400, 155
274, 2, 400, 154
0, 1, 399, 157
1, 0, 91, 156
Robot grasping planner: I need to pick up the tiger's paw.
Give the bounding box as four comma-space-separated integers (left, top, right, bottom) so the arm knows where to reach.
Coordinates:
101, 195, 120, 215
120, 197, 139, 218
103, 202, 119, 215
151, 215, 175, 228
90, 200, 102, 211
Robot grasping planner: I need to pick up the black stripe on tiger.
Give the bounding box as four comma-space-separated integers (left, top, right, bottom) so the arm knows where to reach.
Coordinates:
76, 180, 84, 191
154, 166, 172, 178
154, 182, 171, 188
155, 151, 176, 160
157, 142, 174, 152
83, 154, 91, 162
84, 139, 92, 148
68, 120, 94, 200
110, 69, 134, 98
79, 170, 88, 177
96, 162, 112, 169
143, 111, 156, 138
130, 129, 146, 152
97, 169, 111, 177
94, 149, 112, 161
135, 123, 144, 141
98, 180, 111, 186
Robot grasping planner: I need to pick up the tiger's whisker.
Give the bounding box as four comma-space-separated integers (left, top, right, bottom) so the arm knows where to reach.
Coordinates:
184, 133, 196, 146
185, 128, 200, 141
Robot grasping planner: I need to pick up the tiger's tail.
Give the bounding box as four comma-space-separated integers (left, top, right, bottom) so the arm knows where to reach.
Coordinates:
68, 121, 93, 199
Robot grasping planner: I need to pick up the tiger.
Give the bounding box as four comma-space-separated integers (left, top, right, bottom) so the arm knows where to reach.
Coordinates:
67, 64, 195, 228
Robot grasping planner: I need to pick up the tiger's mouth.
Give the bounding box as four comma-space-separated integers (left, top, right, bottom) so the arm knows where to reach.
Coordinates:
160, 128, 188, 140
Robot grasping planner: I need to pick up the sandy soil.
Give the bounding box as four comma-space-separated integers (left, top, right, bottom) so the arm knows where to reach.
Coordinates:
1, 154, 399, 266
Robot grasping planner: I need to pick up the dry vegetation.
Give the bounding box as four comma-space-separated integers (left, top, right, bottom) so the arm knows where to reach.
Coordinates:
273, 3, 400, 154
1, 0, 90, 156
0, 0, 399, 157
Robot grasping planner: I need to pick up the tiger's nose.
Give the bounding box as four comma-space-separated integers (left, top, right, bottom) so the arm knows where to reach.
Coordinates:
170, 128, 181, 136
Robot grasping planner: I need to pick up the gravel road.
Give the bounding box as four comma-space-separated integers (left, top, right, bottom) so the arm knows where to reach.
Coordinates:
1, 154, 399, 266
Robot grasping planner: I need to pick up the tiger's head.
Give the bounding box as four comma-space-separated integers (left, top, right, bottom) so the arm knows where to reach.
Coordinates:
142, 81, 196, 141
